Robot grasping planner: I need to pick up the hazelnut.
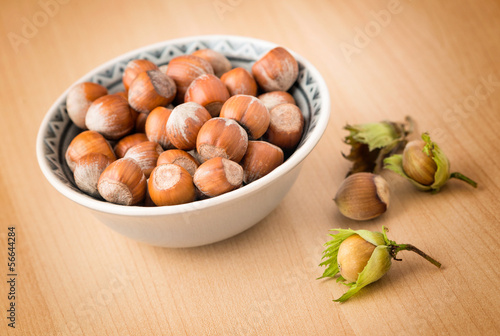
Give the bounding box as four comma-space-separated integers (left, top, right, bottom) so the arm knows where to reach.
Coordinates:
193, 157, 243, 197
66, 82, 108, 129
337, 234, 377, 283
402, 140, 437, 186
114, 91, 140, 122
85, 94, 135, 140
97, 158, 147, 206
196, 117, 248, 163
145, 106, 173, 149
240, 141, 284, 184
220, 67, 258, 97
166, 102, 212, 151
65, 130, 116, 172
257, 91, 296, 111
135, 113, 148, 133
251, 47, 298, 92
165, 55, 214, 103
128, 70, 176, 113
184, 74, 230, 117
157, 149, 199, 176
122, 59, 158, 92
189, 150, 206, 165
124, 141, 163, 178
192, 49, 232, 77
114, 133, 148, 158
143, 183, 156, 207
148, 164, 196, 206
264, 103, 304, 150
334, 173, 390, 221
73, 153, 113, 197
219, 95, 270, 139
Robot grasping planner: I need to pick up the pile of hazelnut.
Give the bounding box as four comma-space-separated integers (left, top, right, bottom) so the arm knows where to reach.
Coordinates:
65, 46, 305, 206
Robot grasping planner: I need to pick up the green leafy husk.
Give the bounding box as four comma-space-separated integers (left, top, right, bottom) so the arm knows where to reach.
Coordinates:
343, 116, 413, 176
384, 133, 477, 192
318, 227, 442, 302
334, 245, 392, 302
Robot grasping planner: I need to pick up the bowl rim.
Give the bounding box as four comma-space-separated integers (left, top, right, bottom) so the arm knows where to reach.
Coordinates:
36, 34, 330, 217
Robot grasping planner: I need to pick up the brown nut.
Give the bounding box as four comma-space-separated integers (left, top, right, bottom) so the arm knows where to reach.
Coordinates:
124, 141, 163, 178
85, 94, 135, 140
143, 183, 156, 207
219, 95, 270, 139
114, 91, 139, 122
165, 55, 214, 104
192, 49, 232, 77
334, 173, 390, 221
66, 82, 108, 129
157, 149, 199, 176
257, 91, 296, 111
184, 74, 230, 117
220, 67, 258, 97
337, 234, 377, 283
251, 47, 298, 92
97, 158, 147, 206
128, 69, 176, 113
264, 103, 304, 150
113, 133, 149, 158
65, 130, 116, 172
135, 113, 148, 133
196, 117, 248, 163
73, 153, 113, 197
402, 140, 437, 186
193, 157, 243, 197
166, 102, 212, 151
148, 163, 196, 206
122, 59, 158, 92
145, 106, 173, 149
240, 141, 284, 184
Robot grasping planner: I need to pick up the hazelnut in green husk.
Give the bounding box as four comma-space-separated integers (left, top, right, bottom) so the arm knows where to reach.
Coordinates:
384, 133, 477, 192
343, 116, 413, 176
318, 227, 441, 302
334, 173, 390, 221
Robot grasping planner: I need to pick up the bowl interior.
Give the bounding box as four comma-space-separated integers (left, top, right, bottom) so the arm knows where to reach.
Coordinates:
38, 35, 330, 215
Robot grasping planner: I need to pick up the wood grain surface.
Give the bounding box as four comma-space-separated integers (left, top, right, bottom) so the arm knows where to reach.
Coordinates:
1, 0, 500, 335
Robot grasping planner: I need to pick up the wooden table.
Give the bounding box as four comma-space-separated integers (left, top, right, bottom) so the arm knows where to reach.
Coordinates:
1, 0, 499, 335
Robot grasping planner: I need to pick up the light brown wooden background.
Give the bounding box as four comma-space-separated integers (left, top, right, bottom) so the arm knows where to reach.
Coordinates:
1, 0, 499, 335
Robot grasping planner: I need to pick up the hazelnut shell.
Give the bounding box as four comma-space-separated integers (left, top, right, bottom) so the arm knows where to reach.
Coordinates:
185, 74, 230, 117
193, 157, 243, 197
145, 106, 173, 149
240, 141, 284, 184
219, 95, 270, 139
165, 55, 214, 104
196, 117, 248, 163
85, 94, 135, 140
97, 158, 147, 206
65, 130, 116, 172
220, 67, 258, 97
114, 133, 149, 158
128, 70, 176, 114
192, 49, 232, 77
157, 149, 199, 176
148, 164, 196, 206
251, 46, 299, 92
166, 102, 212, 151
124, 141, 163, 178
66, 82, 108, 129
334, 173, 390, 221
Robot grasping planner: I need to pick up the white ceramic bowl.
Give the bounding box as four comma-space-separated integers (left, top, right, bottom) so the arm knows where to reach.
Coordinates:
36, 35, 330, 247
